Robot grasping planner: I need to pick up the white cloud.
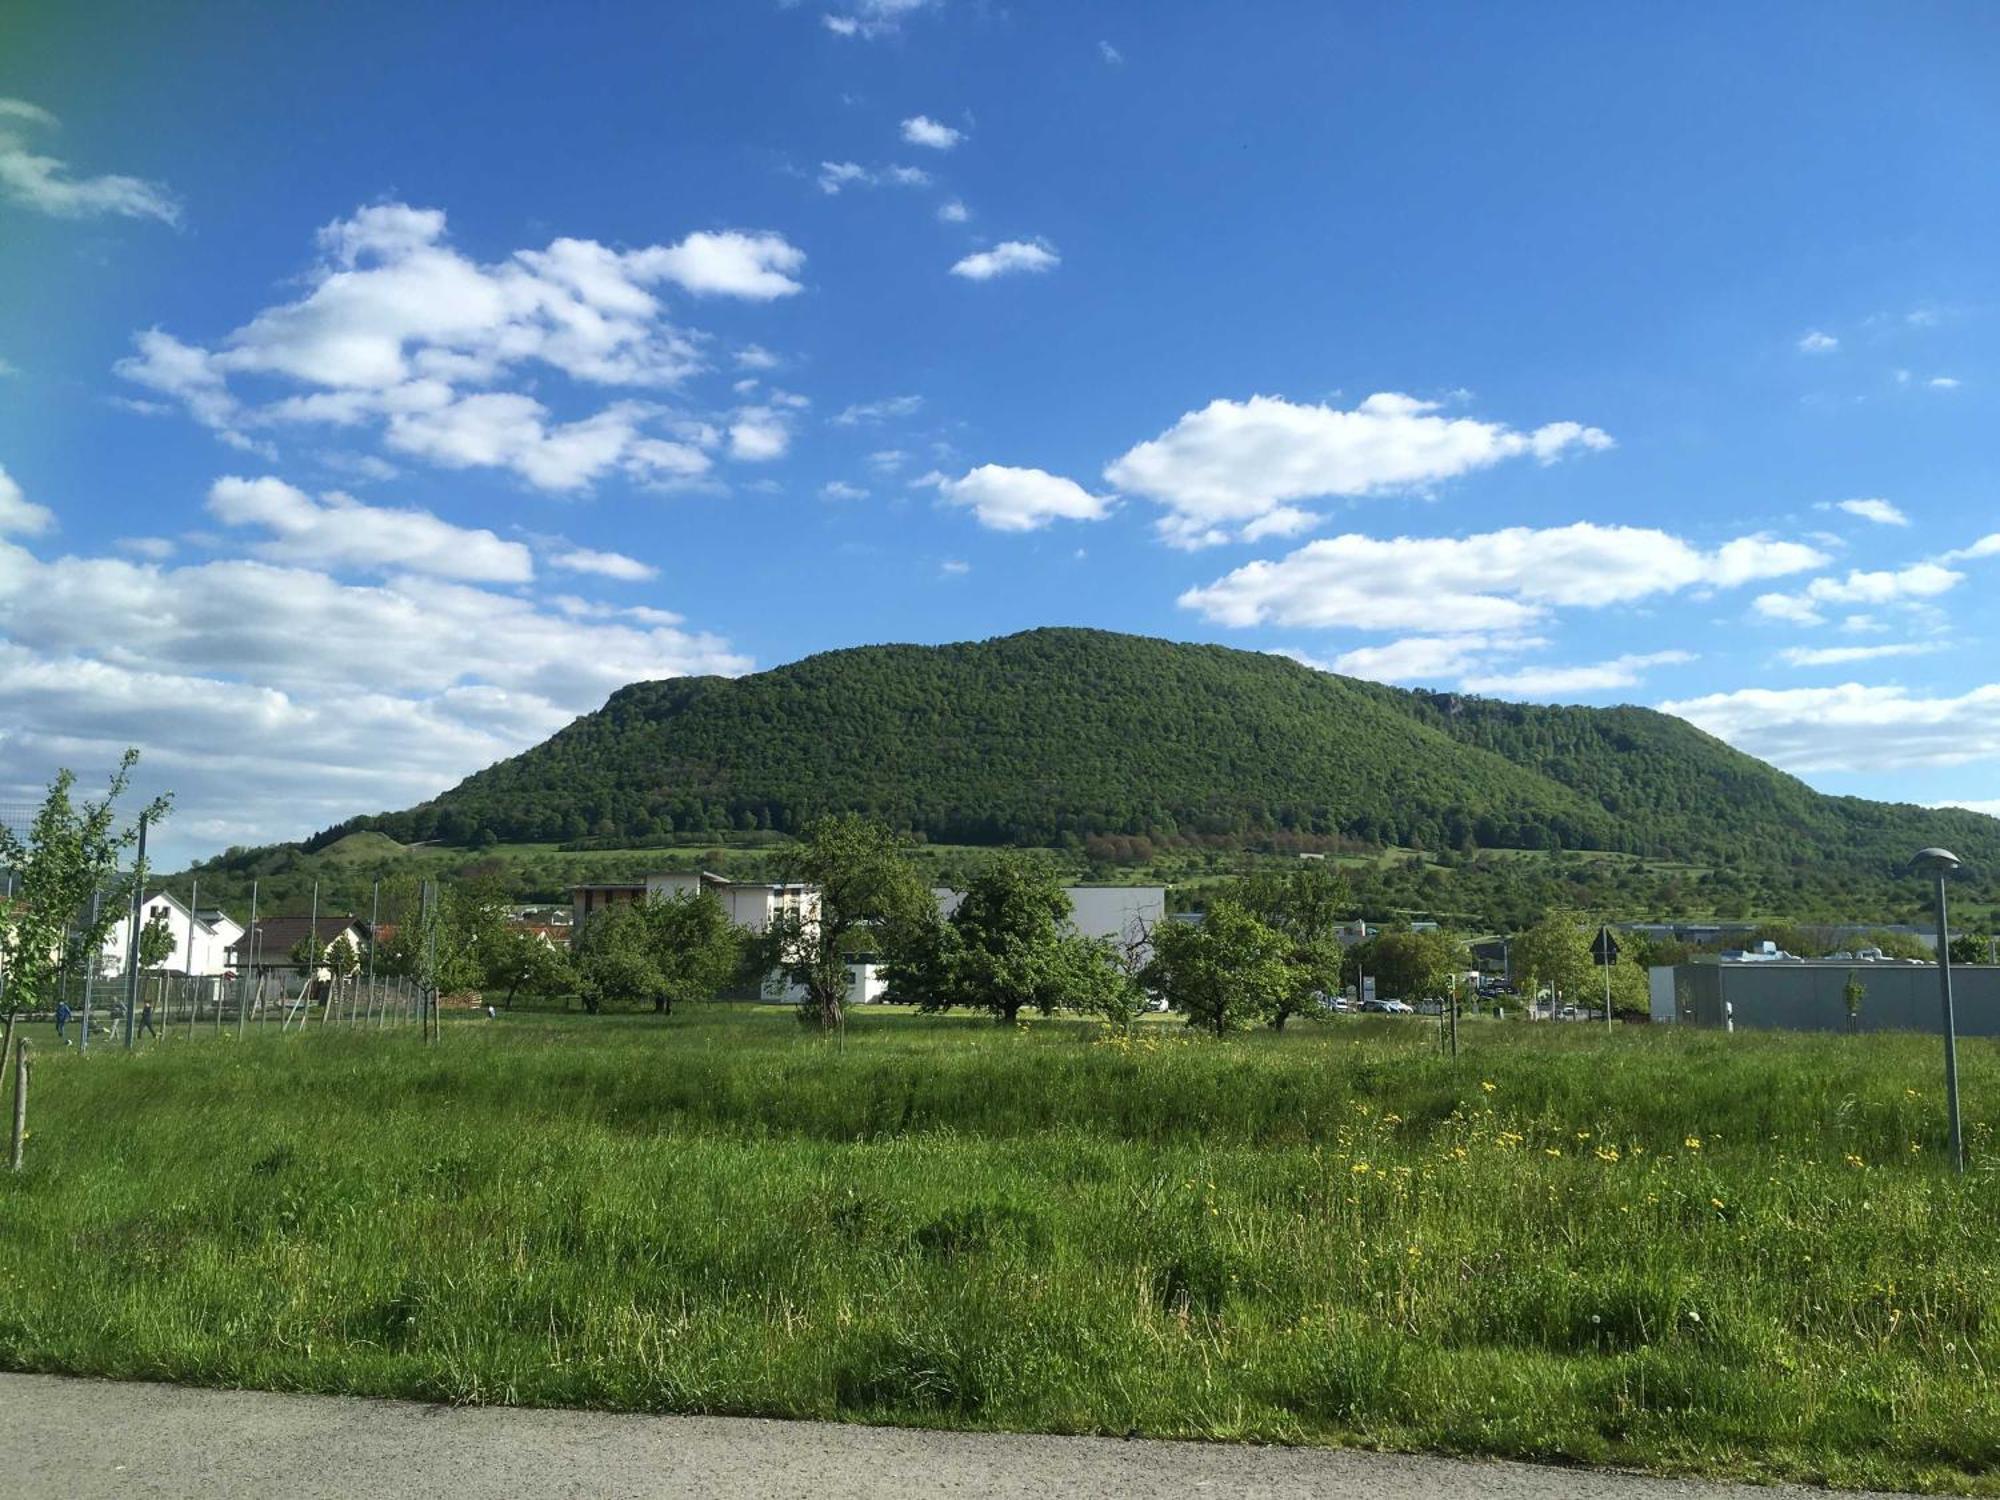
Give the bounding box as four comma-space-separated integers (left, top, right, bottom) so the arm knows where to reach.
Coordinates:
1661, 682, 2000, 773
0, 463, 55, 536
112, 203, 800, 489
933, 464, 1113, 531
728, 406, 792, 462
1108, 393, 1615, 548
818, 161, 871, 194
0, 101, 180, 224
1181, 523, 1827, 631
735, 344, 781, 370
1943, 534, 2000, 563
1778, 642, 1940, 668
950, 240, 1060, 281
1099, 40, 1124, 64
1930, 376, 1961, 391
629, 231, 806, 300
817, 161, 931, 193
937, 199, 969, 223
0, 536, 747, 861
1797, 330, 1839, 354
1752, 563, 1962, 627
116, 536, 177, 560
820, 0, 933, 39
834, 394, 923, 425
901, 116, 963, 150
549, 546, 657, 582
820, 480, 868, 501
1824, 497, 1909, 527
939, 558, 970, 576
867, 449, 907, 471
206, 475, 533, 583
1460, 651, 1695, 698
1306, 635, 1515, 685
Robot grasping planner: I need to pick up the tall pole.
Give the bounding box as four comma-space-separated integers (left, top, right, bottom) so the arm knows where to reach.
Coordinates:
186, 876, 199, 1038
238, 879, 258, 1040
122, 813, 148, 1049
1934, 873, 1963, 1174
80, 891, 100, 1054
367, 879, 381, 1028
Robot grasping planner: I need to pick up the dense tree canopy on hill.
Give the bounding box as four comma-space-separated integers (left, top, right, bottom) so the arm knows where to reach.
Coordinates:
313, 629, 1998, 882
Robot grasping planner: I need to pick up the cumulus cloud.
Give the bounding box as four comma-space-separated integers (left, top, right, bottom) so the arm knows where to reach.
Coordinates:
1751, 563, 1962, 627
1180, 523, 1827, 631
1303, 635, 1535, 685
937, 199, 970, 223
901, 115, 963, 150
1459, 651, 1694, 698
1099, 40, 1124, 64
1797, 330, 1839, 354
1943, 533, 2000, 564
0, 99, 180, 224
931, 465, 1113, 531
1105, 393, 1614, 548
548, 546, 657, 582
950, 240, 1060, 281
0, 535, 747, 861
1930, 376, 1961, 391
1778, 642, 1939, 668
0, 463, 55, 536
206, 475, 533, 582
820, 480, 868, 501
1661, 682, 2000, 773
112, 203, 799, 489
1824, 497, 1909, 527
728, 406, 792, 462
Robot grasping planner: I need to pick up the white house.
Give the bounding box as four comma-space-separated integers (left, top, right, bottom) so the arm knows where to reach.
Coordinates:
570, 872, 820, 935
932, 884, 1166, 959
97, 892, 243, 979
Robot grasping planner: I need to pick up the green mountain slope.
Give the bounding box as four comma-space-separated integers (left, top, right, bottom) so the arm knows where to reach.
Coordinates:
321, 628, 1998, 878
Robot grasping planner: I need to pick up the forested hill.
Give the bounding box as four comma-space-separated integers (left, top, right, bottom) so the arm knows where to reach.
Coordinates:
325, 627, 1999, 874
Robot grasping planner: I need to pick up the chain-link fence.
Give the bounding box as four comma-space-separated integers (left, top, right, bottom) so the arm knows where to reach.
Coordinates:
34, 969, 429, 1049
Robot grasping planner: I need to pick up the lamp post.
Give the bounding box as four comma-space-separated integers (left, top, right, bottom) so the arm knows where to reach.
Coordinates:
1911, 847, 1963, 1174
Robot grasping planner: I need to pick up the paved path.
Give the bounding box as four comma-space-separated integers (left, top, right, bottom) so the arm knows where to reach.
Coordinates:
0, 1372, 1910, 1499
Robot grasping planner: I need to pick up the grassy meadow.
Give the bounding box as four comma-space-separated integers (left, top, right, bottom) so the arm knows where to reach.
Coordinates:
1, 1006, 1996, 1491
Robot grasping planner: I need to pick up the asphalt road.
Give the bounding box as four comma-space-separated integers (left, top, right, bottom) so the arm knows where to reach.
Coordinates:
0, 1372, 1912, 1499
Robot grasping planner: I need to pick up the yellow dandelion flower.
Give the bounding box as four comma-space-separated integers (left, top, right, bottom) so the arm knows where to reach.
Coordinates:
1684, 1136, 1704, 1151
1710, 1197, 1726, 1209
1352, 1161, 1371, 1174
1481, 1081, 1497, 1093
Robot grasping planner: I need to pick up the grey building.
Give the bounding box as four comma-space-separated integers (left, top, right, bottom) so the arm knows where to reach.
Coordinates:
1651, 961, 2000, 1037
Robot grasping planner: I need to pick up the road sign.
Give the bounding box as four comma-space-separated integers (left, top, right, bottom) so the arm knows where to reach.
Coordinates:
1592, 926, 1620, 965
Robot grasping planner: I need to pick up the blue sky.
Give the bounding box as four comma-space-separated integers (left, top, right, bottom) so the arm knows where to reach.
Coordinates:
2, 1, 1998, 862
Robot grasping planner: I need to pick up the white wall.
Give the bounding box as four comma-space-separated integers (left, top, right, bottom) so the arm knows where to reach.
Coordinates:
97, 893, 239, 978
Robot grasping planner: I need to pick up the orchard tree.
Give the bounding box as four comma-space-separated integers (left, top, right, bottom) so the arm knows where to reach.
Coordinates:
645, 889, 742, 1014
1354, 927, 1471, 1009
570, 902, 664, 1014
483, 925, 572, 1009
0, 751, 168, 1019
1511, 909, 1594, 1017
1140, 898, 1292, 1035
1240, 862, 1351, 1029
760, 815, 931, 1031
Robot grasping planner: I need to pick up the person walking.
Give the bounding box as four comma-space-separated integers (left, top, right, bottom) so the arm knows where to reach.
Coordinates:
54, 998, 72, 1045
139, 997, 158, 1041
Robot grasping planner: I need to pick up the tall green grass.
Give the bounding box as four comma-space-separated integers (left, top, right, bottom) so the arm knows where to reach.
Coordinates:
1, 1007, 1995, 1492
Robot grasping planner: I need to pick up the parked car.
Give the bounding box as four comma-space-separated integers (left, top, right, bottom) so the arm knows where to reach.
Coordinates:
1358, 998, 1414, 1015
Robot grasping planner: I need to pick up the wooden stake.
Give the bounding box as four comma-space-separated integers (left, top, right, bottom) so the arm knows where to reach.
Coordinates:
10, 1039, 29, 1171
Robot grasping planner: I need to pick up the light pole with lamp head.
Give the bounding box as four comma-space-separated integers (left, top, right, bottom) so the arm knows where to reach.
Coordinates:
1910, 847, 1964, 1174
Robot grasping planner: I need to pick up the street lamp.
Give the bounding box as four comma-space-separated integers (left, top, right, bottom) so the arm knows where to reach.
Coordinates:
1910, 847, 1964, 1174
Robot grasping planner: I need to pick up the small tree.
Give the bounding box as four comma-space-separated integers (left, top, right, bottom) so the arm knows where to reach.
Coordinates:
326, 933, 360, 1008
1240, 863, 1352, 1029
759, 815, 932, 1031
1843, 970, 1865, 1033
570, 902, 664, 1014
646, 890, 742, 1015
137, 911, 176, 972
1512, 909, 1594, 1018
482, 926, 572, 1009
1140, 898, 1292, 1035
0, 752, 168, 1020
1947, 932, 1993, 966
913, 858, 1080, 1024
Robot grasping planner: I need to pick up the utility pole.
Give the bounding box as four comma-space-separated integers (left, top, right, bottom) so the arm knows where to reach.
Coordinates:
121, 813, 148, 1049
367, 879, 380, 1028
1911, 849, 1964, 1173
238, 879, 258, 1040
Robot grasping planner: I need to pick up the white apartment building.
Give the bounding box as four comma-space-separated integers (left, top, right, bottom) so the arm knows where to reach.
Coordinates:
97, 891, 243, 979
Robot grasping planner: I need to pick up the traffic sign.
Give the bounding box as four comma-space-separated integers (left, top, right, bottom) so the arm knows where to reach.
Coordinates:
1592, 926, 1620, 965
